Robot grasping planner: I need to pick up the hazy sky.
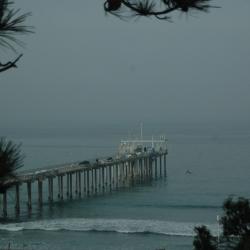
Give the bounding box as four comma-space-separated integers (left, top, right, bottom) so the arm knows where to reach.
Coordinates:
0, 0, 250, 129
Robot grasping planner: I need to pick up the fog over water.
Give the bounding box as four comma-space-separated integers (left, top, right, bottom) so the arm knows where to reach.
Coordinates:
0, 0, 250, 129
0, 1, 250, 249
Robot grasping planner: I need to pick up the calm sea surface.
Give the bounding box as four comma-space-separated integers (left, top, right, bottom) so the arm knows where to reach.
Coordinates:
1, 122, 250, 250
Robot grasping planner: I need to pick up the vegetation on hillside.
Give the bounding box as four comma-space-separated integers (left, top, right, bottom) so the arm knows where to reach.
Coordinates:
193, 197, 250, 250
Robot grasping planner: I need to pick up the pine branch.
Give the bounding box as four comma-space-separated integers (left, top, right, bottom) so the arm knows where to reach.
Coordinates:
104, 0, 218, 20
0, 53, 22, 72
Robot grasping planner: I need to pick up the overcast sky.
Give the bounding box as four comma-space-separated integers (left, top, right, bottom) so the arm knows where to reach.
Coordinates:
0, 0, 250, 129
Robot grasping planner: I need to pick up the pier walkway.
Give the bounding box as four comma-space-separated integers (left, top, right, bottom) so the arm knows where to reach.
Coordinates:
0, 150, 167, 218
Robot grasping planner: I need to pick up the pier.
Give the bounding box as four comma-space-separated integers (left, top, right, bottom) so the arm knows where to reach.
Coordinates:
0, 150, 167, 218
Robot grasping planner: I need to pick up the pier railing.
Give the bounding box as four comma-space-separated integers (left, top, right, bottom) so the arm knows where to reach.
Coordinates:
0, 151, 167, 218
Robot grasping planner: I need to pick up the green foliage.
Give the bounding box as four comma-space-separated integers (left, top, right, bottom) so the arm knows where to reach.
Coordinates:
0, 137, 24, 192
234, 232, 250, 250
193, 225, 217, 250
0, 0, 32, 51
0, 0, 33, 73
104, 0, 217, 20
221, 197, 250, 237
193, 197, 250, 250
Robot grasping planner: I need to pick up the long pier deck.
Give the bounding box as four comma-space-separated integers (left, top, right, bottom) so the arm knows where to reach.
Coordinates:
0, 151, 167, 218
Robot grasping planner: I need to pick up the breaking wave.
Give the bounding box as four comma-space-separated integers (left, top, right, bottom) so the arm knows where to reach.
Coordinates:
0, 218, 218, 237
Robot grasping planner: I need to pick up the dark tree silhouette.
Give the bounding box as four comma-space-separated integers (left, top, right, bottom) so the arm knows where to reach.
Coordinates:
0, 0, 32, 73
104, 0, 217, 20
0, 137, 24, 193
220, 197, 250, 250
193, 197, 250, 250
221, 197, 250, 237
193, 225, 217, 250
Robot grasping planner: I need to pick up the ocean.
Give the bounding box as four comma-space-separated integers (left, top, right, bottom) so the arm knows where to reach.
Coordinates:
1, 122, 250, 250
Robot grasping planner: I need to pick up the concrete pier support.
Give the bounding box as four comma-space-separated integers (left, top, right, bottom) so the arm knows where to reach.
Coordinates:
75, 172, 78, 195
109, 165, 112, 192
115, 164, 119, 189
38, 179, 43, 207
159, 156, 162, 178
69, 173, 73, 199
15, 184, 20, 215
51, 178, 54, 201
102, 167, 105, 193
138, 159, 142, 183
2, 191, 7, 217
94, 169, 97, 194
149, 157, 153, 180
27, 182, 32, 210
121, 163, 125, 185
87, 170, 90, 197
131, 161, 135, 185
98, 168, 102, 193
48, 177, 53, 202
125, 163, 128, 181
78, 172, 82, 197
164, 154, 167, 177
57, 176, 61, 199
148, 157, 151, 180
91, 169, 94, 194
60, 176, 63, 200
83, 171, 86, 195
1, 151, 167, 217
66, 174, 70, 198
144, 158, 148, 181
154, 157, 158, 179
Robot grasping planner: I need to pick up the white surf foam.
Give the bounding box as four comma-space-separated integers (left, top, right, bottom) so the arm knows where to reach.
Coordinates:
0, 218, 218, 237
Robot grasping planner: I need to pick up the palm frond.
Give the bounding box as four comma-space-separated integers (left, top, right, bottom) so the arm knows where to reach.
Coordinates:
0, 137, 24, 192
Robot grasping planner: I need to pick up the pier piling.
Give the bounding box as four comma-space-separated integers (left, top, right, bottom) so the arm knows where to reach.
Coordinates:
1, 150, 167, 218
15, 184, 20, 215
2, 191, 7, 217
27, 182, 32, 210
38, 179, 43, 207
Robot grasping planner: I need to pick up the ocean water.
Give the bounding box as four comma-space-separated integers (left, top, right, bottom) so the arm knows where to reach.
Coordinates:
1, 122, 250, 250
